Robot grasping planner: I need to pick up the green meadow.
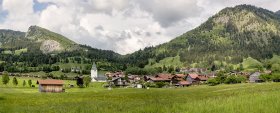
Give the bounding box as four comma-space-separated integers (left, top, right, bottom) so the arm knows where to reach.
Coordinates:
1, 77, 280, 113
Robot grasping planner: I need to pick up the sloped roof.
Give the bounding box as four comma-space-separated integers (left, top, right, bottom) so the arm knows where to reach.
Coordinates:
156, 73, 174, 79
198, 75, 208, 81
38, 80, 64, 85
188, 73, 199, 79
178, 81, 191, 85
250, 72, 261, 77
92, 62, 97, 70
150, 77, 170, 81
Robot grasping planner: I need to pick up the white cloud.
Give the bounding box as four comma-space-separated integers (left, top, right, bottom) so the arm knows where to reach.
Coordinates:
0, 0, 279, 54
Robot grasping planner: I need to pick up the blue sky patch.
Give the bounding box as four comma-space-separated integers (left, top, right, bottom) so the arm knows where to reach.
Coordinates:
33, 0, 49, 12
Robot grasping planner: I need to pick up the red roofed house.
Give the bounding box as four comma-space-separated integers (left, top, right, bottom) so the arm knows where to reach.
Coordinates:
37, 80, 64, 93
146, 74, 174, 83
171, 74, 187, 84
187, 73, 209, 85
177, 81, 191, 87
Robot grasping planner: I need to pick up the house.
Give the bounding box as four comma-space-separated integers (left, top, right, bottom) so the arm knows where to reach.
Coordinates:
171, 74, 187, 84
128, 75, 141, 83
197, 74, 208, 83
176, 81, 191, 87
249, 72, 263, 83
146, 74, 173, 83
110, 77, 128, 86
37, 80, 64, 93
106, 71, 125, 78
71, 67, 80, 72
186, 73, 209, 84
187, 73, 199, 84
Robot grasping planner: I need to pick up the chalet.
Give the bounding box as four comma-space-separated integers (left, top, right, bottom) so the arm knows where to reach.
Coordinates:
71, 67, 81, 72
171, 74, 187, 84
187, 73, 199, 84
106, 71, 125, 78
146, 74, 173, 83
197, 74, 208, 83
186, 73, 209, 84
128, 75, 141, 83
176, 81, 191, 87
249, 72, 263, 83
110, 77, 128, 86
37, 80, 64, 93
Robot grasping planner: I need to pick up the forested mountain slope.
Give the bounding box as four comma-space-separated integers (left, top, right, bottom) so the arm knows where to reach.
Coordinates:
125, 5, 280, 68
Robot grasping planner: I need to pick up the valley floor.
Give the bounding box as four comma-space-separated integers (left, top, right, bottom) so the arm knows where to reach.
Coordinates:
1, 83, 280, 113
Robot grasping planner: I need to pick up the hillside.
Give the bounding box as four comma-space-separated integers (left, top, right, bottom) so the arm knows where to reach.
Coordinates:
0, 26, 80, 53
0, 30, 28, 49
0, 26, 123, 74
276, 10, 280, 16
124, 5, 280, 70
26, 26, 80, 53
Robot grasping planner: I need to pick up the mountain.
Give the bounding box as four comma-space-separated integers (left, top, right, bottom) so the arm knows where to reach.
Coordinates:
0, 26, 123, 73
26, 26, 80, 53
1, 4, 280, 74
0, 29, 27, 48
0, 26, 80, 53
125, 5, 280, 69
276, 10, 280, 16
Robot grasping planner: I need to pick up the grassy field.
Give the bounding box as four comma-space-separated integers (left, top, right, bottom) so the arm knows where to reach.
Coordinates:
1, 77, 280, 113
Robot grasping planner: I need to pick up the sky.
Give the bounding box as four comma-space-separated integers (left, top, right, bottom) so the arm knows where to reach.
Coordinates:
0, 0, 279, 55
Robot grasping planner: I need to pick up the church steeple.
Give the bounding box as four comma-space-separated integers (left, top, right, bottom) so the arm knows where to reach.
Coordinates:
92, 62, 97, 71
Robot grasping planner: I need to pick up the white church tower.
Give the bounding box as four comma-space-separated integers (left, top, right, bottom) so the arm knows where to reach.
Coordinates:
91, 62, 98, 82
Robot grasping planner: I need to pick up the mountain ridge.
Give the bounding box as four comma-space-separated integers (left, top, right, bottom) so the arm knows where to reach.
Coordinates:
124, 4, 280, 69
1, 4, 280, 71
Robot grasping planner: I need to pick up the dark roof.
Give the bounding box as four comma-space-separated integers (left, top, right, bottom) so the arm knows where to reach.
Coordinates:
38, 80, 64, 85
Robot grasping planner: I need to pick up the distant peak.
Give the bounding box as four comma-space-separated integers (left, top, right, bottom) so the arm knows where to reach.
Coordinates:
276, 10, 280, 15
219, 4, 263, 13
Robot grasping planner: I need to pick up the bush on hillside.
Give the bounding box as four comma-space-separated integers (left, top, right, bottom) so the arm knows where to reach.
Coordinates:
259, 74, 272, 82
207, 78, 219, 86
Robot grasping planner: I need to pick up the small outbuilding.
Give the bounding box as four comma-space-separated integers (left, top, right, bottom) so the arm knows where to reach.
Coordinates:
249, 72, 263, 83
37, 80, 64, 92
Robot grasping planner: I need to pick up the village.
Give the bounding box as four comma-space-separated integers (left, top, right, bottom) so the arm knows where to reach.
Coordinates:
23, 62, 275, 93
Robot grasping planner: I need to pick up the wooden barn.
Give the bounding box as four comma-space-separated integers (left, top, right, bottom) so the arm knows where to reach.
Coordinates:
37, 80, 64, 93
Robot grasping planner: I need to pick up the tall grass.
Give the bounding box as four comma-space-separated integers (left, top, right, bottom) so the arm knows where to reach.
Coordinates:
1, 82, 280, 113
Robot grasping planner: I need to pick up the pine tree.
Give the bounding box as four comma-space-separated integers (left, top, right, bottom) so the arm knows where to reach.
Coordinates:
28, 79, 32, 87
12, 77, 18, 86
1, 72, 10, 85
23, 80, 26, 87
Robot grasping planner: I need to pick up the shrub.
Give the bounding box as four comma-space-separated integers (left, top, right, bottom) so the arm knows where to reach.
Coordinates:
144, 82, 156, 88
224, 75, 246, 84
155, 82, 167, 88
260, 74, 272, 82
83, 76, 92, 87
207, 78, 219, 86
271, 73, 280, 82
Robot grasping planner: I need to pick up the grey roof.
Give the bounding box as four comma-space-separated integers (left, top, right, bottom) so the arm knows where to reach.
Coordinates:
250, 72, 261, 77
92, 62, 97, 70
